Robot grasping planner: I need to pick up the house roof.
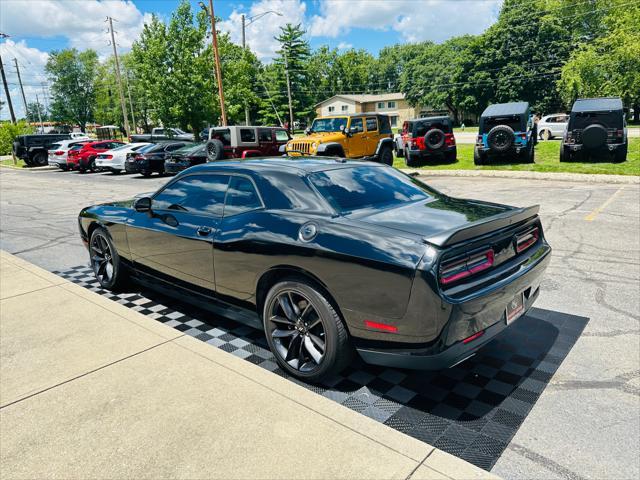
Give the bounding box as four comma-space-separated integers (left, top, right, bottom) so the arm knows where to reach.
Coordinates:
572, 97, 623, 113
315, 93, 406, 107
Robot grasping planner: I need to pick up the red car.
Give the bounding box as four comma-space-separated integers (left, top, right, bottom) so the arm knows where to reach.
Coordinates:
67, 140, 126, 173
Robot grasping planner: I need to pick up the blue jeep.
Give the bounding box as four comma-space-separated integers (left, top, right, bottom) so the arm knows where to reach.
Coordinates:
474, 102, 536, 164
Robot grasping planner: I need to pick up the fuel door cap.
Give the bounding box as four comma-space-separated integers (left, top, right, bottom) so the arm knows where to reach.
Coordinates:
299, 222, 318, 242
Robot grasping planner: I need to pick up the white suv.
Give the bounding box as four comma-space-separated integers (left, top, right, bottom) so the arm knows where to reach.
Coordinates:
538, 114, 569, 140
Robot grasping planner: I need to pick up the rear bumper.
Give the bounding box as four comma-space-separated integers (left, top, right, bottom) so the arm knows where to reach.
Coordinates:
408, 145, 456, 159
95, 159, 124, 170
356, 243, 551, 370
477, 144, 529, 155
565, 142, 626, 152
125, 160, 141, 173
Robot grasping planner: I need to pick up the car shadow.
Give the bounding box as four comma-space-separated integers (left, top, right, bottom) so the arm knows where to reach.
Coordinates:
54, 266, 589, 471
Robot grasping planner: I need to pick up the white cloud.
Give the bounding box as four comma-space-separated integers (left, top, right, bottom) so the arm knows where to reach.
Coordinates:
337, 42, 353, 50
0, 0, 152, 57
0, 40, 50, 120
309, 0, 502, 43
218, 0, 307, 61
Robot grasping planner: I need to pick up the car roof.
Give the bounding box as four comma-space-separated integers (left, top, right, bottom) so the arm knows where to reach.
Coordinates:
572, 97, 623, 113
317, 112, 388, 118
482, 102, 529, 117
187, 157, 377, 175
211, 125, 286, 130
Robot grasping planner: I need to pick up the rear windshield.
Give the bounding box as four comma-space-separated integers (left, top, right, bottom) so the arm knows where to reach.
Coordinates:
413, 121, 451, 136
481, 115, 522, 133
308, 166, 431, 214
137, 143, 158, 153
570, 111, 623, 129
174, 143, 206, 155
49, 143, 61, 150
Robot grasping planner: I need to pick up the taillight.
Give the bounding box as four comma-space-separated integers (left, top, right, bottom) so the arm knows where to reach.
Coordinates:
134, 155, 143, 161
476, 135, 483, 146
520, 133, 527, 141
104, 155, 113, 159
445, 133, 455, 146
440, 249, 495, 285
617, 129, 624, 138
55, 151, 64, 155
516, 227, 539, 253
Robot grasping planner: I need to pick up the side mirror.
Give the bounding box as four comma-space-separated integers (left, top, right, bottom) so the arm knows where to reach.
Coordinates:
134, 197, 152, 212
304, 127, 311, 135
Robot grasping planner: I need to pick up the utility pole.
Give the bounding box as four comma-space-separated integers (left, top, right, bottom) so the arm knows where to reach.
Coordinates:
35, 93, 44, 132
201, 0, 227, 126
13, 58, 28, 115
0, 53, 16, 123
125, 73, 136, 134
283, 50, 294, 133
107, 16, 130, 136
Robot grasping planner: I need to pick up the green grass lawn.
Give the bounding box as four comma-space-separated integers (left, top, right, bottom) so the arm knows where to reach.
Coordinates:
394, 138, 640, 176
0, 158, 26, 168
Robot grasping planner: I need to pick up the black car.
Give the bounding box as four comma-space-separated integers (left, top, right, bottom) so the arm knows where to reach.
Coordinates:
78, 158, 551, 382
475, 102, 536, 164
397, 116, 457, 166
12, 133, 71, 166
561, 97, 628, 162
124, 141, 190, 176
164, 143, 208, 174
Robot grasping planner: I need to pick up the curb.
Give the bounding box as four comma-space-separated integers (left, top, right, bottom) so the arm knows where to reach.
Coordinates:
400, 168, 640, 185
0, 164, 57, 171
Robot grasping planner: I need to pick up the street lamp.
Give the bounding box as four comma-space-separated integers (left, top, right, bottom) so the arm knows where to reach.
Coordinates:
241, 11, 282, 49
199, 0, 227, 126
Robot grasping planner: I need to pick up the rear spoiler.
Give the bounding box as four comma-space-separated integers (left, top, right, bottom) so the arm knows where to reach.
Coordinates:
424, 205, 540, 247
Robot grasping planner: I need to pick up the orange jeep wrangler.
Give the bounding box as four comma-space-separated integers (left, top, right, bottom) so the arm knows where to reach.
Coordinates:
281, 113, 395, 165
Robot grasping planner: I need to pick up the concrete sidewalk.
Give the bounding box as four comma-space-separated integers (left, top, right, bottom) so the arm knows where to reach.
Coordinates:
0, 251, 497, 480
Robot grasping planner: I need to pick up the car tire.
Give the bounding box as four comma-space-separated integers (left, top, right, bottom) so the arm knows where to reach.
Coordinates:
525, 144, 535, 163
88, 156, 97, 172
424, 128, 446, 150
614, 144, 628, 163
473, 146, 485, 165
59, 165, 68, 171
206, 139, 225, 161
486, 125, 515, 153
141, 170, 152, 177
445, 148, 457, 163
263, 278, 352, 382
32, 151, 48, 167
89, 227, 129, 291
378, 145, 393, 166
405, 149, 420, 168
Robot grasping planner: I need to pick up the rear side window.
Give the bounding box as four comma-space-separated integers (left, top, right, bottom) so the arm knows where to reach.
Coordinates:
211, 129, 231, 146
240, 129, 256, 143
379, 115, 392, 134
366, 117, 378, 132
224, 176, 262, 216
153, 174, 229, 217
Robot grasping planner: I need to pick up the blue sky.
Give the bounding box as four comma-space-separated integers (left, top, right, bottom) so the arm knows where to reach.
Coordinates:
1, 0, 503, 119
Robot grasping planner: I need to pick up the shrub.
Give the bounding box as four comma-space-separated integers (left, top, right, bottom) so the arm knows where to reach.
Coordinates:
0, 121, 35, 155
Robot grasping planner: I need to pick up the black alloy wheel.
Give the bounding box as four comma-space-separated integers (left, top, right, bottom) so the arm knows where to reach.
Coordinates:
206, 139, 225, 161
263, 280, 351, 382
89, 156, 97, 172
89, 228, 127, 290
33, 151, 48, 167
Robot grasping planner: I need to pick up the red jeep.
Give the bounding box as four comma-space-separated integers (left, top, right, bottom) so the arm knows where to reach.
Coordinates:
205, 126, 290, 161
396, 116, 457, 167
67, 140, 126, 173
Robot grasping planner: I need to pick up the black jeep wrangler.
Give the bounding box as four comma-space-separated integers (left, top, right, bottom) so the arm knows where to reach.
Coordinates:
561, 97, 627, 163
12, 134, 71, 166
397, 116, 457, 167
475, 102, 536, 164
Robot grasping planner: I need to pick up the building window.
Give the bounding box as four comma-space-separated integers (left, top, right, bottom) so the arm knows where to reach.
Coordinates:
387, 101, 396, 109
341, 105, 348, 112
377, 102, 384, 109
390, 116, 398, 128
328, 106, 335, 112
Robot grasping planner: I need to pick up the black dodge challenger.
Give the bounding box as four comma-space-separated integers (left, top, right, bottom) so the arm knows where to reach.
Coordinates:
78, 158, 551, 381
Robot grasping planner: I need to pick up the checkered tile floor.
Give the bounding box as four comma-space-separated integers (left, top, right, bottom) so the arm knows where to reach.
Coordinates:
54, 265, 588, 471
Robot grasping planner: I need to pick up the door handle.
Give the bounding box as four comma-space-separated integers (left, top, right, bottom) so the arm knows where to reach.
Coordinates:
197, 226, 213, 236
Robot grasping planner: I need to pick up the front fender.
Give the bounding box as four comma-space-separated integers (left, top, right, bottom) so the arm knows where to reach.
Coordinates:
374, 137, 394, 155
316, 142, 345, 156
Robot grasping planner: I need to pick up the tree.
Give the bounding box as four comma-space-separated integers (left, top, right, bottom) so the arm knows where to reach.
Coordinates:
46, 48, 99, 131
25, 101, 47, 123
558, 2, 640, 120
262, 24, 311, 125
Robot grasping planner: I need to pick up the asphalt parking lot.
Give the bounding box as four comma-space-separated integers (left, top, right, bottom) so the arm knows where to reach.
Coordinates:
1, 167, 638, 479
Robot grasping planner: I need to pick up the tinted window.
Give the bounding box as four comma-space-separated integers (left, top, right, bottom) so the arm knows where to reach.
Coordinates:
165, 143, 185, 152
366, 117, 378, 132
380, 115, 392, 133
224, 176, 262, 216
240, 129, 256, 142
571, 111, 622, 129
482, 115, 522, 133
153, 174, 229, 217
258, 129, 272, 142
350, 118, 364, 133
211, 128, 231, 146
275, 130, 289, 141
309, 166, 430, 214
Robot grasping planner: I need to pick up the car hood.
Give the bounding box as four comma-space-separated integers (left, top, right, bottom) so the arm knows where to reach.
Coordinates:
349, 195, 512, 240
298, 132, 345, 143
